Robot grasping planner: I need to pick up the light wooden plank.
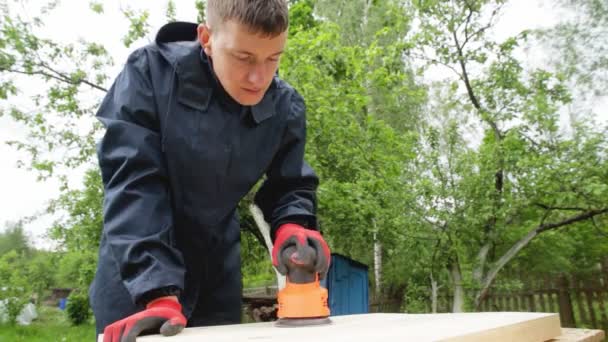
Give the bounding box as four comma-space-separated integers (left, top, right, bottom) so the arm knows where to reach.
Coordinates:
99, 312, 562, 342
548, 328, 605, 342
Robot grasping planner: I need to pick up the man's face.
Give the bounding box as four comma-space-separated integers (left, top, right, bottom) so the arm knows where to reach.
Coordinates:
198, 20, 287, 106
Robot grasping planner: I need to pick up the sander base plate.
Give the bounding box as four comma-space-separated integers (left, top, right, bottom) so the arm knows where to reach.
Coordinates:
274, 317, 332, 328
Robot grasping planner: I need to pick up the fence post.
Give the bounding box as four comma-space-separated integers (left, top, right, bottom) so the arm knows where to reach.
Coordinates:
530, 293, 537, 312
591, 276, 608, 332
585, 287, 599, 328
538, 290, 547, 313
602, 257, 608, 288
514, 293, 521, 311
558, 275, 576, 328
574, 277, 589, 327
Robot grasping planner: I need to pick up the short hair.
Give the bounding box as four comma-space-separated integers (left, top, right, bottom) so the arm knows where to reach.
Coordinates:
206, 0, 289, 37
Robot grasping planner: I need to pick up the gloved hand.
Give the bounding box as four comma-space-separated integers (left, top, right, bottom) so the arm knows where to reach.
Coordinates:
103, 297, 186, 342
272, 223, 331, 279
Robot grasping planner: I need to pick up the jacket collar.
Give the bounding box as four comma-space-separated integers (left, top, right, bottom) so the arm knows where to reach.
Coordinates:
156, 41, 275, 124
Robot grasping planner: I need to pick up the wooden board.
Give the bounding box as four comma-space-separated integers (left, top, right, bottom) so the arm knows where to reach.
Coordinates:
549, 328, 605, 342
99, 312, 563, 342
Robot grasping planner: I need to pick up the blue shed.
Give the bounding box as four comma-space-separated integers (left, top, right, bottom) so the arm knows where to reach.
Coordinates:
321, 253, 369, 316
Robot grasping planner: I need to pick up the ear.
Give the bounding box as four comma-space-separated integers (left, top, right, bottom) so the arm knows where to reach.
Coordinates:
197, 24, 212, 56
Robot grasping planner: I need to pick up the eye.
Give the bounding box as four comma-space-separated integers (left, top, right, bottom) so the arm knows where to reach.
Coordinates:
233, 54, 250, 62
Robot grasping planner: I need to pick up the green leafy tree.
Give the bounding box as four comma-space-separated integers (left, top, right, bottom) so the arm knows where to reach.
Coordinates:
26, 250, 58, 303
306, 0, 428, 302
534, 0, 608, 109
166, 0, 177, 23
406, 0, 608, 311
280, 20, 429, 303
49, 169, 103, 290
0, 221, 30, 257
0, 250, 31, 325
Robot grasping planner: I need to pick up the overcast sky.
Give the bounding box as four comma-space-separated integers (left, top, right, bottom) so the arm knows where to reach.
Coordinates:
0, 0, 605, 248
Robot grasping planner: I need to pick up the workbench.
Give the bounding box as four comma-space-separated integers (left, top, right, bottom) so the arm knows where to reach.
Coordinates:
98, 312, 605, 342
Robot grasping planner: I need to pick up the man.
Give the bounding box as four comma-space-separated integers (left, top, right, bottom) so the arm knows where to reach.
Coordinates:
89, 1, 331, 341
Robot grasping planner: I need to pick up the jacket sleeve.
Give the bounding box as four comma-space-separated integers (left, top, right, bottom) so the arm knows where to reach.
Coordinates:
96, 47, 185, 305
254, 90, 320, 242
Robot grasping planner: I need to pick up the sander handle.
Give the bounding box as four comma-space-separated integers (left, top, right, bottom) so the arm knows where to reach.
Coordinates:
282, 244, 318, 284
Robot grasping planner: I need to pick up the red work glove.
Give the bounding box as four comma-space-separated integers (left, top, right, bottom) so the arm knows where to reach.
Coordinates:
103, 297, 186, 342
272, 223, 331, 279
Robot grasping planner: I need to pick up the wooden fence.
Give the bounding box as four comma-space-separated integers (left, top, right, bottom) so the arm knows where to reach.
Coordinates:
433, 272, 608, 332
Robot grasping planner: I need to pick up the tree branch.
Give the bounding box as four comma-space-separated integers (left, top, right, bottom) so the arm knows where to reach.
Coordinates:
519, 131, 542, 150
40, 62, 108, 92
409, 52, 464, 81
452, 29, 482, 112
537, 208, 608, 233
1, 66, 107, 92
462, 5, 475, 49
473, 242, 491, 283
474, 207, 608, 309
462, 3, 504, 49
534, 203, 586, 212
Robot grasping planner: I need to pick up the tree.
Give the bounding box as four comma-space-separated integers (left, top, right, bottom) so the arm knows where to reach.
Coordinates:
48, 168, 103, 290
309, 0, 428, 300
26, 250, 58, 303
0, 250, 31, 325
279, 18, 431, 304
405, 0, 608, 311
314, 0, 425, 132
0, 0, 168, 288
0, 221, 30, 257
534, 0, 608, 117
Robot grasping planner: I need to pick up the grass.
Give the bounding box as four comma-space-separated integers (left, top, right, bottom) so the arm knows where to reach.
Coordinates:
0, 305, 96, 342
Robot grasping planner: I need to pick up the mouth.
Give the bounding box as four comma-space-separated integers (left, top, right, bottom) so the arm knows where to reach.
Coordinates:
243, 88, 263, 95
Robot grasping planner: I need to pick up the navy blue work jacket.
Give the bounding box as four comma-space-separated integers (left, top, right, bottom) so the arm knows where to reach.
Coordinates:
89, 38, 319, 326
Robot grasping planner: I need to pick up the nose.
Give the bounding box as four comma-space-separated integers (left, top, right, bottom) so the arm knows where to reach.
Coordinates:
247, 63, 265, 87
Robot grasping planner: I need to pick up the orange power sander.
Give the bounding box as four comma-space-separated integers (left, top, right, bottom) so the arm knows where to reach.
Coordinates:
275, 243, 331, 327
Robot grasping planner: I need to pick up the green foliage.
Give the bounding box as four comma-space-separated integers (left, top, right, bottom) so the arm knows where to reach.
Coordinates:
54, 251, 96, 289
49, 169, 102, 288
65, 291, 92, 326
195, 0, 206, 23
0, 223, 62, 323
280, 22, 427, 297
0, 222, 30, 257
402, 282, 430, 313
0, 3, 111, 180
121, 7, 151, 48
534, 0, 608, 105
89, 1, 103, 14
288, 0, 318, 35
0, 251, 31, 325
166, 0, 177, 23
241, 231, 275, 287
404, 0, 608, 311
26, 251, 58, 302
0, 306, 94, 341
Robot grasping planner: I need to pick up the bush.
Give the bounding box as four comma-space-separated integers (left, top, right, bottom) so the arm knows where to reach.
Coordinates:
65, 291, 91, 326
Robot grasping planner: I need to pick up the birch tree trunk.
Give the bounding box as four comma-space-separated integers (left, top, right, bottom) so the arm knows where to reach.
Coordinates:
449, 259, 465, 313
249, 204, 285, 290
430, 274, 439, 313
373, 230, 382, 298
